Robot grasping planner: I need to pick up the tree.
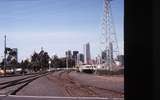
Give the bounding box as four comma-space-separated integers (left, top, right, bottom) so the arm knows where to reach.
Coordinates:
31, 52, 40, 72
0, 59, 4, 67
30, 50, 50, 72
20, 59, 30, 74
51, 57, 75, 68
60, 58, 66, 68
51, 55, 61, 68
41, 52, 50, 70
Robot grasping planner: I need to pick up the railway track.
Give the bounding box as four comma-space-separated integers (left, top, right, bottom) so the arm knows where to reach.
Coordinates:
0, 72, 49, 95
0, 72, 42, 78
47, 70, 124, 98
61, 71, 98, 97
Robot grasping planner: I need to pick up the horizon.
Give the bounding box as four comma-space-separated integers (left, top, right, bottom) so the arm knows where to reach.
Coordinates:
0, 0, 124, 62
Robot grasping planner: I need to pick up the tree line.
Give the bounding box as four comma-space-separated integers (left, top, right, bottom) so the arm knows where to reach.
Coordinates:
0, 50, 75, 74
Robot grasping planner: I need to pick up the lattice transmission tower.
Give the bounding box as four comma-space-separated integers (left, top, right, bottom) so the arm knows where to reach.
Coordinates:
101, 0, 119, 70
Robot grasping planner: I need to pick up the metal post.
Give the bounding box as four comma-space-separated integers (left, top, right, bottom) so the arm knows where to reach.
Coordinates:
4, 35, 6, 76
75, 57, 77, 67
66, 52, 68, 70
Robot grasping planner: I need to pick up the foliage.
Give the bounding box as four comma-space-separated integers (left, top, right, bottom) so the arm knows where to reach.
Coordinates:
30, 50, 50, 72
51, 55, 75, 68
0, 49, 76, 74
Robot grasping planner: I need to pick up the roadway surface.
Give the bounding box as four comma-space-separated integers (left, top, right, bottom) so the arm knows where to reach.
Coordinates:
0, 70, 124, 100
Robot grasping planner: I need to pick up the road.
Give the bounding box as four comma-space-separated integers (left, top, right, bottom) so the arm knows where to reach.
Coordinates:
0, 70, 124, 100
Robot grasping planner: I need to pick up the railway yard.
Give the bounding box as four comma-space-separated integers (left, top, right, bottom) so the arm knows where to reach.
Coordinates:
0, 70, 124, 100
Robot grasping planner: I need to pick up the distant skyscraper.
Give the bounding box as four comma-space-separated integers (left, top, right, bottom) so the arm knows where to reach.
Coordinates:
65, 50, 72, 59
84, 43, 91, 64
101, 50, 107, 63
77, 53, 84, 65
79, 53, 84, 63
117, 55, 124, 66
101, 43, 114, 64
109, 42, 113, 60
72, 51, 79, 65
72, 51, 79, 59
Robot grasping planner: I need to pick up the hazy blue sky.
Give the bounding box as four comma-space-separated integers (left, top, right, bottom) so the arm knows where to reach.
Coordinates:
0, 0, 123, 61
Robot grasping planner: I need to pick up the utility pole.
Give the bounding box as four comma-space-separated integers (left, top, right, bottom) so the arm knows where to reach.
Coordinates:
65, 51, 68, 70
75, 57, 77, 67
4, 35, 6, 76
66, 53, 68, 70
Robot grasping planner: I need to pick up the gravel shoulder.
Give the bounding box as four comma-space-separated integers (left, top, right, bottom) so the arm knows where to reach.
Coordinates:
16, 71, 124, 98
69, 71, 124, 93
16, 74, 65, 96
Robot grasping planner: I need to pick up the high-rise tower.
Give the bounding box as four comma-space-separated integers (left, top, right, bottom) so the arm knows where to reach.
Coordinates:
72, 51, 79, 65
84, 43, 91, 64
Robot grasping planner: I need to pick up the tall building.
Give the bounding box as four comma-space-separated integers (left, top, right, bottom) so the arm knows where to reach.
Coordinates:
101, 43, 114, 65
72, 51, 79, 65
117, 55, 124, 66
101, 50, 107, 63
72, 51, 79, 59
65, 50, 72, 59
109, 42, 113, 60
84, 43, 91, 64
77, 53, 84, 65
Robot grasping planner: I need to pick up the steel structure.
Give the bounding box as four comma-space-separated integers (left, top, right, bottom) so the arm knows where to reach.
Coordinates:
4, 35, 6, 75
102, 0, 119, 70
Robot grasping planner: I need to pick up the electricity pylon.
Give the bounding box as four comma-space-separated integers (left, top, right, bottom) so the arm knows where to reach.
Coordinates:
101, 0, 119, 71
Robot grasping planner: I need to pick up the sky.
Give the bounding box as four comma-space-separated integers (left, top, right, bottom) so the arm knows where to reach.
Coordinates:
0, 0, 124, 62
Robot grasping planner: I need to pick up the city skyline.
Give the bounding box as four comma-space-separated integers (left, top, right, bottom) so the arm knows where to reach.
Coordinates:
0, 0, 124, 61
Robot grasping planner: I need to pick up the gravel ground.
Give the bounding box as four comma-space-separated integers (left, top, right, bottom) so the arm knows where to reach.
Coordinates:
16, 75, 64, 96
16, 71, 124, 98
69, 71, 124, 93
0, 95, 124, 100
